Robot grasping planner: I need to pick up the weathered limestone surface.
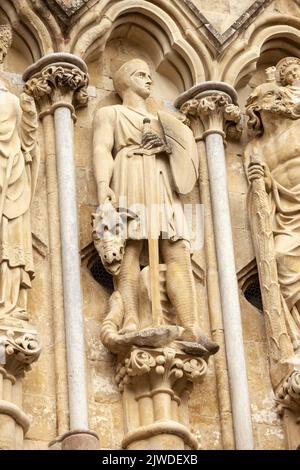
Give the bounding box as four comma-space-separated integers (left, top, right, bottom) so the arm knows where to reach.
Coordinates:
191, 0, 260, 33
2, 0, 300, 450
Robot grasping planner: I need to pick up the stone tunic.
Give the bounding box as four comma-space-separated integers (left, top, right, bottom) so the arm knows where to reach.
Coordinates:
108, 105, 190, 243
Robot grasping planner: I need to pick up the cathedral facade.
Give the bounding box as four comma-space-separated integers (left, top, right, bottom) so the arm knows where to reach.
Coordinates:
0, 0, 299, 450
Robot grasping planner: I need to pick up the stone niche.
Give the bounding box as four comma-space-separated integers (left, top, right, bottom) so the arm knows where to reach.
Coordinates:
0, 15, 56, 450
227, 34, 300, 451
1, 0, 298, 451
77, 20, 217, 448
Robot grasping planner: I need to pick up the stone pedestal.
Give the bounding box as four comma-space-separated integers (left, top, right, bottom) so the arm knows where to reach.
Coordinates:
0, 323, 41, 449
276, 370, 300, 449
115, 344, 208, 450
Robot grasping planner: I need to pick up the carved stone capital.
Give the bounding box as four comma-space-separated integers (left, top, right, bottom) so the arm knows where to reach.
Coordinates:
0, 323, 41, 448
0, 325, 41, 378
276, 370, 300, 416
116, 345, 207, 393
175, 81, 242, 141
115, 345, 207, 450
23, 53, 89, 118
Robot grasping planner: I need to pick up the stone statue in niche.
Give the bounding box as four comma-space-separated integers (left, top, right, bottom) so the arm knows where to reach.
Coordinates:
0, 25, 39, 322
93, 58, 218, 355
245, 57, 300, 358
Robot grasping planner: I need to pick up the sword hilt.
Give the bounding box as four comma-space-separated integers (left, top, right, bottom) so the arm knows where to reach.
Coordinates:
142, 117, 151, 137
141, 117, 171, 155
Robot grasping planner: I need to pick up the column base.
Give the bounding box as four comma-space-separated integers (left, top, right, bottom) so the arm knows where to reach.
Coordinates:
123, 421, 198, 450
49, 430, 100, 450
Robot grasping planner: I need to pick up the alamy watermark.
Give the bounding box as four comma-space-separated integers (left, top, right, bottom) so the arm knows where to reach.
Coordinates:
94, 199, 204, 252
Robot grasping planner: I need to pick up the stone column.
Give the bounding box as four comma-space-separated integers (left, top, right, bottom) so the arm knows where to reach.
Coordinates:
23, 53, 99, 450
176, 82, 254, 450
188, 113, 234, 449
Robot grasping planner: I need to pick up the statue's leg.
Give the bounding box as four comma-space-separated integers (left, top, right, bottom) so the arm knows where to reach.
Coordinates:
0, 261, 9, 307
15, 286, 28, 319
0, 262, 21, 317
115, 239, 143, 334
161, 239, 217, 351
275, 233, 300, 346
161, 239, 197, 337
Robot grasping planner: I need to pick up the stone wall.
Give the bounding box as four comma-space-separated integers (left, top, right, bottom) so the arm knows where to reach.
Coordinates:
0, 0, 299, 450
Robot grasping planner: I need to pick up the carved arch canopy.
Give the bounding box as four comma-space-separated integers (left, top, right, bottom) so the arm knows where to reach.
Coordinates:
1, 1, 300, 93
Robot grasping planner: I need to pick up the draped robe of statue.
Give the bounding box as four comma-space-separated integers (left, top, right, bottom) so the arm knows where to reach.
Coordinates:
0, 83, 39, 319
108, 104, 198, 245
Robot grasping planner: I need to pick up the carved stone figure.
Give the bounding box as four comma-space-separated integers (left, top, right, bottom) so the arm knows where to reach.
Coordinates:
92, 202, 127, 276
0, 26, 39, 321
245, 58, 300, 357
93, 59, 217, 353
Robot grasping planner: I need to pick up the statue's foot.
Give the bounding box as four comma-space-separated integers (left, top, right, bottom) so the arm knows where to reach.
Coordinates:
105, 325, 182, 353
123, 325, 182, 348
181, 327, 219, 355
119, 319, 138, 335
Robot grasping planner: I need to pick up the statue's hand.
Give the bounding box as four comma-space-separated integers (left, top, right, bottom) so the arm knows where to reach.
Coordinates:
20, 92, 36, 117
98, 182, 116, 205
248, 160, 272, 192
142, 131, 165, 150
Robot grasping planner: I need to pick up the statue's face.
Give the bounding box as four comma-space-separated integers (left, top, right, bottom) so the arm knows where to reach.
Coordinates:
247, 82, 283, 112
260, 83, 282, 109
129, 66, 152, 99
283, 63, 300, 85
